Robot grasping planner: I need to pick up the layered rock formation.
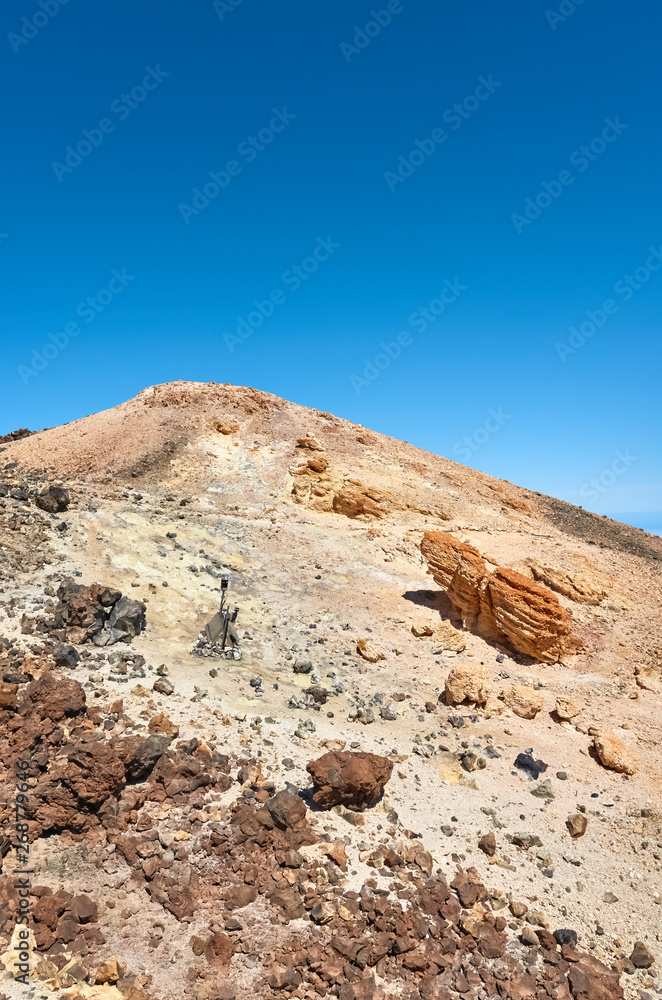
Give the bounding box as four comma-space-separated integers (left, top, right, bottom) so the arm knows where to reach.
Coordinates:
526, 558, 609, 606
421, 531, 583, 663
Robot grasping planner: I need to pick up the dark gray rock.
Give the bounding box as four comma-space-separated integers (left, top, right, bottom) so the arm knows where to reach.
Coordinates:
36, 486, 70, 513
107, 596, 146, 637
554, 928, 578, 947
293, 658, 313, 674
514, 752, 548, 780
91, 627, 130, 647
54, 642, 80, 669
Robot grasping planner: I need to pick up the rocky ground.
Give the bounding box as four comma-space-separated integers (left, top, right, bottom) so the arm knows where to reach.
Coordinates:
0, 381, 660, 1000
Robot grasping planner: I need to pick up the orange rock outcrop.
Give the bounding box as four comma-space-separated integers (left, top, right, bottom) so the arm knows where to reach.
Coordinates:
421, 531, 583, 663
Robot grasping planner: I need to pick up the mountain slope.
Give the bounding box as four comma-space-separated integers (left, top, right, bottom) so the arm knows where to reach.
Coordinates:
0, 381, 660, 1000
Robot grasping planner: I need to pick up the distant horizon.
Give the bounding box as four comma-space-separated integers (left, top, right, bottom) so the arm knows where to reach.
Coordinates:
598, 511, 662, 537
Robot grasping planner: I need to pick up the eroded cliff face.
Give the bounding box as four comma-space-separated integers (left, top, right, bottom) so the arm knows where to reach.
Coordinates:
421, 531, 584, 663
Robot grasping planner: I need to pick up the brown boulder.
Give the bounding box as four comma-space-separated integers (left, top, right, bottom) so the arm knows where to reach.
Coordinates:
116, 734, 171, 782
224, 884, 257, 910
630, 941, 654, 969
478, 831, 496, 856
296, 436, 325, 451
430, 620, 466, 653
148, 865, 199, 921
475, 921, 507, 959
33, 893, 66, 930
55, 580, 110, 630
31, 737, 130, 835
95, 957, 125, 984
67, 894, 98, 923
0, 682, 17, 710
205, 931, 235, 968
486, 568, 582, 663
556, 695, 582, 720
267, 885, 304, 920
526, 559, 608, 606
307, 751, 393, 811
148, 713, 179, 738
450, 868, 488, 907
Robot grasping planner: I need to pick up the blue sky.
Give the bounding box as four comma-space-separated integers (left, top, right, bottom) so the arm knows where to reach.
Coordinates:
1, 0, 661, 527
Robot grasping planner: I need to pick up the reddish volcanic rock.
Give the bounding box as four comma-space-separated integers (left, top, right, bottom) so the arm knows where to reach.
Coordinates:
21, 673, 86, 721
306, 751, 393, 811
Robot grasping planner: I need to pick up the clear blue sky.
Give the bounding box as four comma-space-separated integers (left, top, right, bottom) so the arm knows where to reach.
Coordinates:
2, 0, 661, 526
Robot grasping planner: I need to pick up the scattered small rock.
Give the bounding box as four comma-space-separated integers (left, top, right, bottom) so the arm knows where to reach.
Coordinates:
530, 779, 554, 801
630, 942, 655, 969
592, 730, 637, 774
500, 684, 543, 719
356, 638, 386, 663
153, 678, 174, 696
478, 831, 496, 856
555, 695, 582, 720
566, 813, 588, 839
514, 752, 548, 780
445, 662, 491, 706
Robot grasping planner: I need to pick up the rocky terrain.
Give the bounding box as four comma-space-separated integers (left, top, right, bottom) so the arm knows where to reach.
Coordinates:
0, 380, 660, 1000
